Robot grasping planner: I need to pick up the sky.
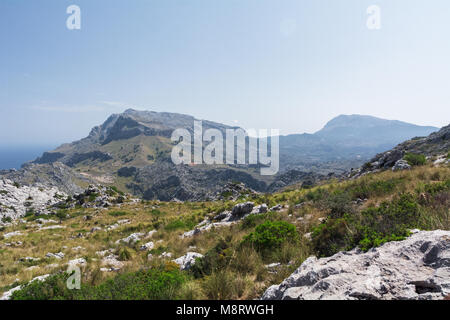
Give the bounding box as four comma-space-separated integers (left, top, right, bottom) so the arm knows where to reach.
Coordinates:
1, 0, 450, 147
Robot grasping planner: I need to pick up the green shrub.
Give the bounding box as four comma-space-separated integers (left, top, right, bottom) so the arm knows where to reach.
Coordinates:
10, 273, 75, 300
190, 239, 232, 278
312, 193, 420, 257
11, 268, 186, 300
82, 268, 186, 300
87, 193, 99, 202
242, 221, 298, 252
349, 178, 401, 199
117, 247, 132, 261
150, 209, 165, 216
201, 271, 237, 300
417, 179, 450, 196
55, 210, 69, 220
404, 153, 426, 166
321, 191, 354, 219
108, 211, 127, 217
1, 216, 12, 223
311, 217, 355, 257
164, 216, 197, 231
304, 188, 329, 202
240, 213, 268, 229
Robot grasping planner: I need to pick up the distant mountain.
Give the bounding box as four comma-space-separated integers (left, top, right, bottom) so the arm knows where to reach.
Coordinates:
315, 114, 438, 147
279, 115, 438, 170
0, 110, 440, 200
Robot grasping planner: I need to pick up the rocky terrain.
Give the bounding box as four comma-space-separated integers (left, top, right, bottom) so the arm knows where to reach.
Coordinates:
262, 230, 450, 300
355, 124, 450, 177
0, 159, 448, 300
0, 162, 94, 195
0, 180, 135, 224
0, 179, 65, 221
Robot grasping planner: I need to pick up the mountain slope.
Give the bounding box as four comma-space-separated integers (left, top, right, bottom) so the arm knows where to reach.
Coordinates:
1, 159, 448, 300
358, 123, 449, 175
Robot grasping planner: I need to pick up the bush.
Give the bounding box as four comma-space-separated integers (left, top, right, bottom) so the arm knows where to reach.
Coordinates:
10, 273, 75, 300
242, 221, 299, 252
348, 178, 401, 199
11, 267, 186, 300
117, 247, 132, 261
202, 271, 235, 300
1, 216, 12, 223
321, 191, 354, 219
311, 217, 355, 257
418, 179, 450, 196
164, 216, 197, 231
304, 188, 329, 202
240, 213, 268, 229
150, 209, 165, 216
190, 239, 232, 278
201, 271, 249, 300
404, 153, 426, 166
108, 211, 127, 217
311, 193, 420, 257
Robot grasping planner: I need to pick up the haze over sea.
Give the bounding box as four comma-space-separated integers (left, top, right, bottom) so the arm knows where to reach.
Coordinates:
0, 145, 55, 170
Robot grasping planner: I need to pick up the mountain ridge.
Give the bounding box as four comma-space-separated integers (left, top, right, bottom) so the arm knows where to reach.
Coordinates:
0, 110, 441, 200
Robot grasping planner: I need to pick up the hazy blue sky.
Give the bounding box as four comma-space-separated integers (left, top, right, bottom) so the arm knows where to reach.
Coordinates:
1, 0, 449, 146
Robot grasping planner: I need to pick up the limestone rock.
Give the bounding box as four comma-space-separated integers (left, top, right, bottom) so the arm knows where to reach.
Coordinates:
115, 232, 145, 245
0, 179, 65, 222
139, 241, 154, 251
261, 230, 450, 300
392, 159, 411, 171
231, 202, 254, 217
46, 252, 65, 259
0, 274, 50, 300
173, 252, 203, 270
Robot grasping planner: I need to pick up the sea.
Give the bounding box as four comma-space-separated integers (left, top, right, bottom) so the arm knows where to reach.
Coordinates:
0, 145, 56, 170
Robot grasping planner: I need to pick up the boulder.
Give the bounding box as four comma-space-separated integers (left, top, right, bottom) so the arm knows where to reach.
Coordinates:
270, 204, 283, 211
261, 230, 450, 300
101, 254, 124, 269
252, 204, 268, 214
67, 258, 86, 267
115, 232, 145, 245
173, 252, 204, 270
231, 202, 254, 217
160, 252, 172, 258
46, 252, 65, 259
139, 241, 154, 251
392, 159, 411, 171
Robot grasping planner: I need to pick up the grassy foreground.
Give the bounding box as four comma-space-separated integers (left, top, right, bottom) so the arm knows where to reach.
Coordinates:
0, 164, 449, 300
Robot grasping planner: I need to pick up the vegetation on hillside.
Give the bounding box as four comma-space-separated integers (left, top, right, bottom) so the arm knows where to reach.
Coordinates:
1, 163, 449, 300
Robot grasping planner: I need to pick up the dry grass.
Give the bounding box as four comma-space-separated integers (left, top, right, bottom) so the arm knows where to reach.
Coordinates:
0, 164, 448, 298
